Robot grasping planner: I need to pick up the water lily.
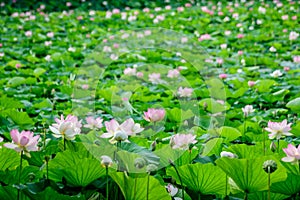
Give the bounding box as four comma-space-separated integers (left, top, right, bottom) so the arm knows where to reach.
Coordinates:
143, 108, 165, 122
4, 129, 39, 153
265, 119, 293, 140
282, 144, 300, 164
49, 114, 82, 140
170, 133, 197, 150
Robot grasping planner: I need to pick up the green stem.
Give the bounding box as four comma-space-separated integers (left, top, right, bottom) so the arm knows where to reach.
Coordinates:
17, 151, 23, 200
106, 167, 109, 200
244, 193, 248, 200
243, 117, 247, 143
268, 166, 271, 200
63, 137, 66, 151
173, 165, 184, 200
146, 174, 150, 200
277, 140, 280, 154
225, 174, 228, 198
133, 177, 137, 200
46, 158, 49, 180
263, 129, 266, 156
198, 191, 201, 200
189, 150, 192, 164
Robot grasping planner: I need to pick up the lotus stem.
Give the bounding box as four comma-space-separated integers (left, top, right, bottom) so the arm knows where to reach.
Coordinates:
146, 174, 150, 200
17, 151, 23, 200
277, 140, 279, 154
133, 176, 137, 200
106, 166, 109, 200
63, 137, 66, 151
172, 164, 184, 200
268, 166, 271, 200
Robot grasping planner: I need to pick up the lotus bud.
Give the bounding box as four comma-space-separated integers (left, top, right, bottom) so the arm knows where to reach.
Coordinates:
220, 151, 237, 158
146, 164, 158, 173
134, 157, 147, 169
150, 140, 157, 151
113, 130, 128, 142
263, 160, 277, 173
101, 155, 113, 168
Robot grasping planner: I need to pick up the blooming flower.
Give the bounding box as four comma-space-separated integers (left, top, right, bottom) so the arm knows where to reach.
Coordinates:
265, 119, 293, 140
124, 67, 136, 75
47, 32, 54, 38
242, 105, 255, 117
167, 69, 180, 78
282, 144, 300, 164
178, 87, 193, 97
25, 31, 32, 37
289, 31, 299, 41
143, 108, 165, 122
101, 118, 143, 143
270, 70, 283, 78
198, 34, 211, 41
149, 73, 162, 84
170, 133, 197, 150
4, 129, 39, 153
293, 56, 300, 63
49, 115, 82, 140
84, 116, 103, 130
166, 184, 179, 197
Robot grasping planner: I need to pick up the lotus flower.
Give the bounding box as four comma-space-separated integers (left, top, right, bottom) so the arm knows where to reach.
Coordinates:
242, 105, 255, 117
270, 70, 282, 78
220, 151, 237, 158
265, 119, 293, 140
84, 116, 103, 130
282, 144, 300, 164
4, 129, 39, 152
177, 87, 193, 97
170, 133, 197, 150
101, 118, 143, 143
49, 114, 82, 140
143, 108, 165, 122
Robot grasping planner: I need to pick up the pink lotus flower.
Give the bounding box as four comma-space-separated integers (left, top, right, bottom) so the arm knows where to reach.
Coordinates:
149, 73, 162, 84
284, 67, 290, 71
84, 116, 103, 130
167, 69, 180, 78
216, 58, 223, 65
25, 30, 32, 37
242, 105, 255, 117
282, 144, 300, 164
237, 34, 244, 39
124, 67, 136, 75
49, 115, 82, 140
289, 31, 299, 41
198, 34, 211, 41
170, 133, 197, 150
247, 81, 255, 87
178, 87, 193, 97
219, 73, 227, 79
4, 129, 39, 152
166, 183, 178, 197
143, 108, 165, 122
265, 119, 293, 140
293, 56, 300, 63
101, 118, 143, 143
47, 32, 54, 38
15, 63, 21, 69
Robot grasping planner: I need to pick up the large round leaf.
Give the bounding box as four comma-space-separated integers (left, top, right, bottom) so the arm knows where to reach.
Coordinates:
110, 172, 171, 200
48, 150, 106, 187
166, 163, 226, 195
